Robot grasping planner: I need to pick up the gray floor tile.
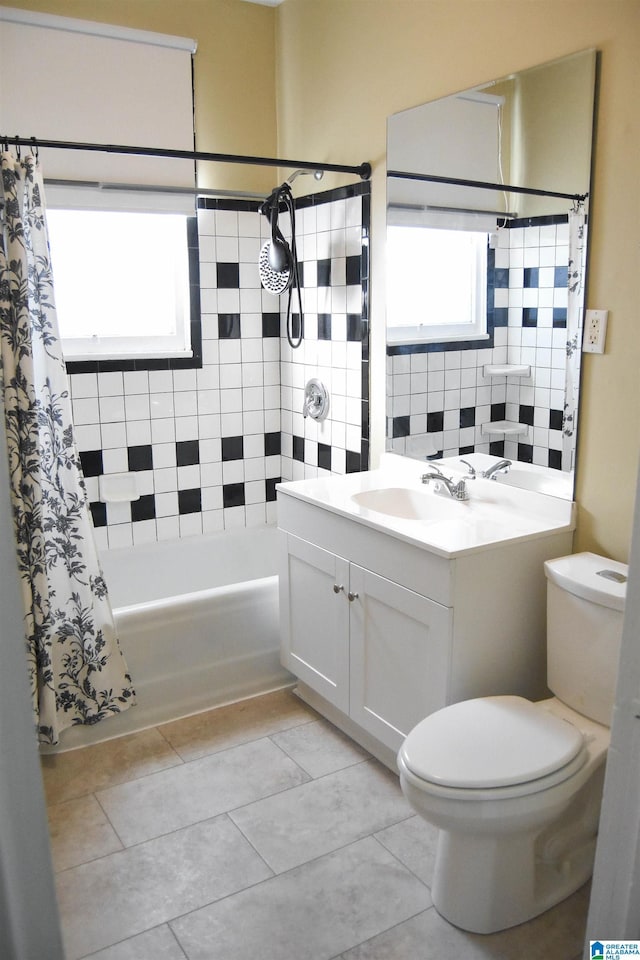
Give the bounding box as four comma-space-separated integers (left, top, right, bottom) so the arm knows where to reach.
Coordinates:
41, 727, 183, 804
80, 924, 187, 959
48, 795, 123, 872
97, 737, 310, 846
338, 881, 590, 959
229, 759, 413, 873
271, 717, 370, 777
374, 814, 439, 887
57, 815, 272, 960
170, 837, 431, 960
158, 689, 316, 762
337, 908, 492, 959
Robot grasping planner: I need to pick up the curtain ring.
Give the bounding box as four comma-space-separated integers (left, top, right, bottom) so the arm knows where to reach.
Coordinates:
15, 137, 21, 159
31, 137, 39, 160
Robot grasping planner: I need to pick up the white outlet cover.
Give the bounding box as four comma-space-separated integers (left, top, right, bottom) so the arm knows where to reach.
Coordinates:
583, 309, 609, 354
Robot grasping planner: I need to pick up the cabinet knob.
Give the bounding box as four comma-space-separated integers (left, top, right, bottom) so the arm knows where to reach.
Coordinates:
347, 591, 359, 602
333, 584, 344, 594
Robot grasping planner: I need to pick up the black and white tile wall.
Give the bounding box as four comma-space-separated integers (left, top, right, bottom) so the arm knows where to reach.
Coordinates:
280, 185, 370, 480
72, 184, 370, 550
387, 216, 571, 469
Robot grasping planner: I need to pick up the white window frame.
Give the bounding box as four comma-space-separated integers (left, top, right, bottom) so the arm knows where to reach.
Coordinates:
386, 225, 489, 346
46, 189, 195, 363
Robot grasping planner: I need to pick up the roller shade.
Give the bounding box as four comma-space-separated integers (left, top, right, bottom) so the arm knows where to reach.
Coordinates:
0, 6, 196, 190
387, 91, 504, 229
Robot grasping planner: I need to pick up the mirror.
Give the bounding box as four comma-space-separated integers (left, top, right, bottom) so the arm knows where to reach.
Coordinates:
385, 50, 597, 499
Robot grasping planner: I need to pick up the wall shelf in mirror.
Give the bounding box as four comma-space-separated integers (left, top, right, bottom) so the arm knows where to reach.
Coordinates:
481, 421, 529, 438
483, 364, 531, 378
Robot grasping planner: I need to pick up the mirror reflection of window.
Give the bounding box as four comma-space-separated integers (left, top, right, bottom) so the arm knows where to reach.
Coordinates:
386, 226, 488, 344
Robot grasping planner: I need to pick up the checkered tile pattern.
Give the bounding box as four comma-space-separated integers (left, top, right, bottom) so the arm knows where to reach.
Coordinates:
71, 185, 370, 550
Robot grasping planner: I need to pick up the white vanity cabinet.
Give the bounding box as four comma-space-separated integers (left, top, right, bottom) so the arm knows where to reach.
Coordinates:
280, 533, 451, 749
277, 477, 575, 770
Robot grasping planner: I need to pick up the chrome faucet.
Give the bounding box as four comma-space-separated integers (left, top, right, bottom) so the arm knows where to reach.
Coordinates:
482, 459, 512, 480
421, 464, 470, 501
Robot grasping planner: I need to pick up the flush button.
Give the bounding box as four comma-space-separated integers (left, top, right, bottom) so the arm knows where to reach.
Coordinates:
596, 569, 627, 584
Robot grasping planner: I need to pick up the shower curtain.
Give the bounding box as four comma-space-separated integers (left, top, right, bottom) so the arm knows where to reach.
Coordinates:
0, 151, 135, 745
562, 206, 587, 472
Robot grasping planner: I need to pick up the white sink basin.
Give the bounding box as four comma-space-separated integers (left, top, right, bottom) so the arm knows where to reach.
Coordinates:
351, 487, 458, 522
277, 457, 575, 558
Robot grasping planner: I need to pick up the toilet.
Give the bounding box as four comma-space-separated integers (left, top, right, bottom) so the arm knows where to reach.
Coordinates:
397, 552, 628, 935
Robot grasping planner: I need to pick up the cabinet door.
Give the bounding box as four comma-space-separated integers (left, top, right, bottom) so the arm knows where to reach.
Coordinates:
279, 534, 350, 712
349, 564, 453, 754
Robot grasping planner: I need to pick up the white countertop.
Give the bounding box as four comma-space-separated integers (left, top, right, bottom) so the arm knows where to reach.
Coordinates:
277, 455, 575, 558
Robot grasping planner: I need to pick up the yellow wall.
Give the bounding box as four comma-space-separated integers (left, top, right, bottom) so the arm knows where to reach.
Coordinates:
277, 0, 640, 563
2, 0, 639, 561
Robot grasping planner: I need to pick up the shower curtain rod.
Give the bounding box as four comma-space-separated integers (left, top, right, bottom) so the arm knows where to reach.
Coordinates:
387, 169, 587, 203
1, 134, 372, 181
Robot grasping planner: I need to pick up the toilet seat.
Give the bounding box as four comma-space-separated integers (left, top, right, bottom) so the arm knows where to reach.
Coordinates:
400, 696, 587, 795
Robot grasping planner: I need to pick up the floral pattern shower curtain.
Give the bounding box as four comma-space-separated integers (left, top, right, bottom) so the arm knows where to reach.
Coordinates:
562, 207, 587, 472
0, 151, 135, 745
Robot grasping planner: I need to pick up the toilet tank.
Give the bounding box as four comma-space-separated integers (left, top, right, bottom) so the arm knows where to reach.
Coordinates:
545, 552, 628, 727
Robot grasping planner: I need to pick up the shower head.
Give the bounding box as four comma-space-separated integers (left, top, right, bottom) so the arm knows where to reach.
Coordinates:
285, 168, 324, 187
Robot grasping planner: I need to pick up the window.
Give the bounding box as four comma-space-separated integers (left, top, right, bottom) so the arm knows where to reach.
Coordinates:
386, 226, 488, 345
47, 207, 193, 362
0, 6, 199, 368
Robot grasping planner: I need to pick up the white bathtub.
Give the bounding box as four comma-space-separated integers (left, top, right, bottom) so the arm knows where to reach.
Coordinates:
45, 525, 291, 752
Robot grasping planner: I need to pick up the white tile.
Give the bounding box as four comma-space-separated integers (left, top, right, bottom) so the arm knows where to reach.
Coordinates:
156, 516, 180, 541
98, 371, 124, 396
102, 448, 128, 474
175, 417, 198, 442
215, 209, 239, 236
124, 394, 150, 421
124, 370, 149, 394
223, 505, 247, 528
217, 235, 239, 261
72, 397, 100, 425
222, 460, 245, 485
200, 461, 222, 487
201, 486, 223, 511
242, 364, 264, 389
174, 393, 198, 418
153, 468, 177, 494
107, 524, 133, 549
99, 395, 125, 423
74, 424, 102, 450
151, 418, 176, 444
217, 289, 240, 313
177, 464, 200, 489
106, 501, 131, 525
150, 393, 175, 419
70, 372, 98, 398
220, 412, 243, 436
220, 388, 243, 414
179, 514, 202, 537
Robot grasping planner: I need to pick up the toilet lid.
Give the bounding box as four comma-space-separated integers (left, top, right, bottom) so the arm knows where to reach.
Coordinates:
401, 696, 585, 789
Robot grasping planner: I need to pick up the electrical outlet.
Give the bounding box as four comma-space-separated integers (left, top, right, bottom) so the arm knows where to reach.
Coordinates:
583, 309, 609, 354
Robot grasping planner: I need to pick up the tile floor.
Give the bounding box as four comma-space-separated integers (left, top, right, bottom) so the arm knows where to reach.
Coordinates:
42, 689, 589, 960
